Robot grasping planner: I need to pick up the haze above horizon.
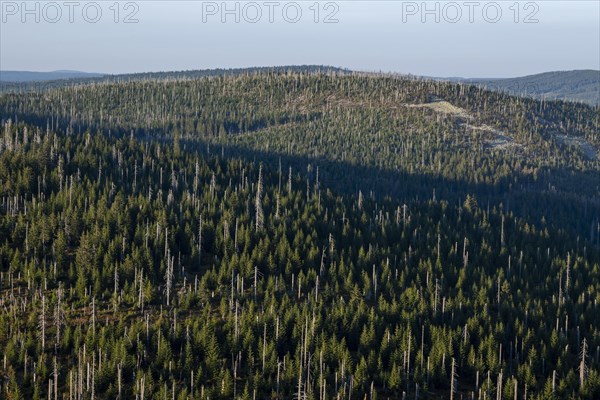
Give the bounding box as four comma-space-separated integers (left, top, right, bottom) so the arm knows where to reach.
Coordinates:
1, 1, 598, 78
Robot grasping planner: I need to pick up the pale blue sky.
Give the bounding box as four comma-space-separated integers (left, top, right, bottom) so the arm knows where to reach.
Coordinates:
1, 1, 598, 77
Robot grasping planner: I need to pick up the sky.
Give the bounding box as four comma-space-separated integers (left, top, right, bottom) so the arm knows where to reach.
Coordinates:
1, 0, 599, 78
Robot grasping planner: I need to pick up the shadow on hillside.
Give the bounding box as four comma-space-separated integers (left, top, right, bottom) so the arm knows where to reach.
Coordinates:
175, 138, 599, 246
3, 109, 599, 245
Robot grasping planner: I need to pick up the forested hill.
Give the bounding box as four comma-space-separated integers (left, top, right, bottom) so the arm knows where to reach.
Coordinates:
462, 70, 600, 106
1, 72, 598, 235
0, 72, 599, 399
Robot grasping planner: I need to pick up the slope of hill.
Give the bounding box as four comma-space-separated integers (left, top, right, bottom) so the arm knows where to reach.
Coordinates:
464, 70, 600, 105
1, 72, 598, 226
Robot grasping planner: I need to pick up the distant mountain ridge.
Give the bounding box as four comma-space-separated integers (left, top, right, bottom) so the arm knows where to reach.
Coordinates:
450, 70, 600, 106
0, 70, 105, 82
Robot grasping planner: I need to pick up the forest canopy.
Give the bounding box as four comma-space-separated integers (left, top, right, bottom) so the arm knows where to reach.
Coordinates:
0, 71, 599, 399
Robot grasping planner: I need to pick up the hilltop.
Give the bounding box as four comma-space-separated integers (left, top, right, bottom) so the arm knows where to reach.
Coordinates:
3, 67, 598, 106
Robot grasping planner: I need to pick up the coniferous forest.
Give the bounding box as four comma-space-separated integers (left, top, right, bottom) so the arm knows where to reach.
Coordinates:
0, 70, 599, 399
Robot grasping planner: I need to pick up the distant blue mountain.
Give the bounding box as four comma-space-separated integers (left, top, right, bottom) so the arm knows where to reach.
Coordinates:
431, 70, 600, 106
0, 70, 104, 82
